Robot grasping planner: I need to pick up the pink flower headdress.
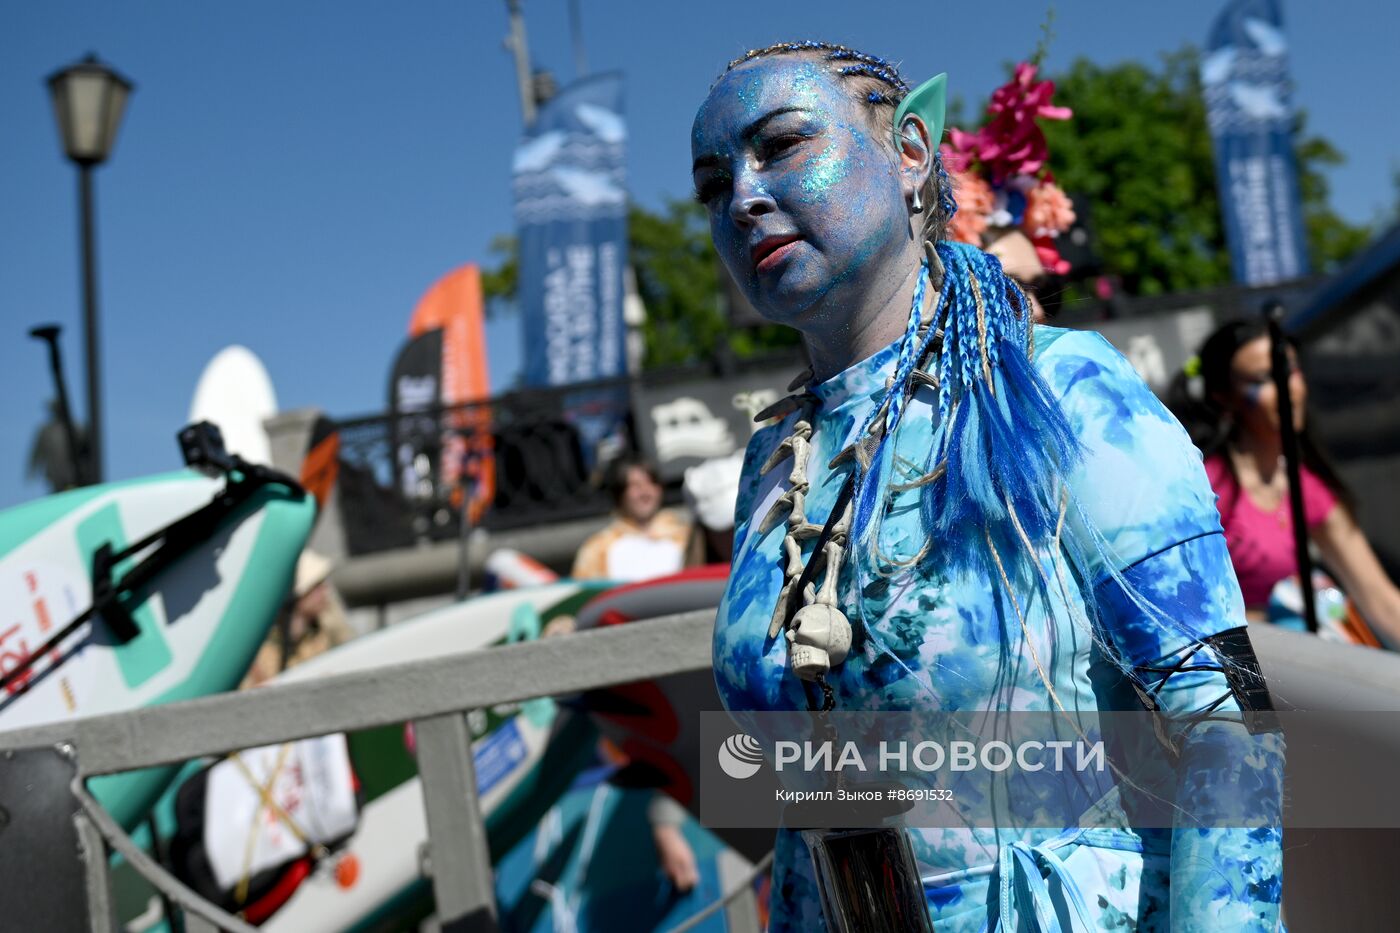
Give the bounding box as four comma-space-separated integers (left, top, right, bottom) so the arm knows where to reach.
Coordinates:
943, 62, 1076, 275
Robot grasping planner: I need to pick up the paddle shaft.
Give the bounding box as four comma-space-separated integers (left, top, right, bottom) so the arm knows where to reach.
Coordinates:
1266, 305, 1318, 634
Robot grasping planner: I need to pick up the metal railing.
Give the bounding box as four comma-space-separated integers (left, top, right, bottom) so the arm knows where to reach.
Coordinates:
334, 378, 633, 556
7, 609, 1400, 930
0, 610, 716, 933
330, 349, 809, 559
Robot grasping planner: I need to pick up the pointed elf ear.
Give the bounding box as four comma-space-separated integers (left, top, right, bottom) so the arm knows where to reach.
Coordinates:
892, 72, 947, 151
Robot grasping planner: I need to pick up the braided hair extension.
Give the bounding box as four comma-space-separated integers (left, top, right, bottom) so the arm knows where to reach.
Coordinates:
721, 41, 953, 247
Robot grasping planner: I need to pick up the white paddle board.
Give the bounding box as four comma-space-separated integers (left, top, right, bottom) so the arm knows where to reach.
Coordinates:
0, 469, 314, 829
253, 582, 601, 933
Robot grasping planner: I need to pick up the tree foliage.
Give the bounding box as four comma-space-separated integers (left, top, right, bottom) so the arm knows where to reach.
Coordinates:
1039, 49, 1227, 295
1039, 46, 1374, 295
627, 200, 728, 367
478, 235, 518, 303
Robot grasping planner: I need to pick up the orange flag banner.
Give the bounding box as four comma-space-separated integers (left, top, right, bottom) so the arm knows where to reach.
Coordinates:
409, 265, 494, 523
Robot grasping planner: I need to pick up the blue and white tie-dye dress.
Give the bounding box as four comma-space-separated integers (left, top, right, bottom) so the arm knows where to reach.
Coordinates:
714, 325, 1284, 932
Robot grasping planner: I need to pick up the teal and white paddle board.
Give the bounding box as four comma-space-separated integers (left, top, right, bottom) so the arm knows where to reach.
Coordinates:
0, 469, 314, 829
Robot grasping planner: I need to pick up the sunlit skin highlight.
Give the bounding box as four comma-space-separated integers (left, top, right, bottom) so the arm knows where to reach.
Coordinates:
691, 58, 934, 380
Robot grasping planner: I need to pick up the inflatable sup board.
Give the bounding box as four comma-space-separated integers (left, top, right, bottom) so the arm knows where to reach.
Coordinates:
251, 583, 604, 933
0, 466, 313, 829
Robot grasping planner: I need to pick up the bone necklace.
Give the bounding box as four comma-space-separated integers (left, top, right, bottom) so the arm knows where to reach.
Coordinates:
752, 314, 944, 710
757, 389, 855, 684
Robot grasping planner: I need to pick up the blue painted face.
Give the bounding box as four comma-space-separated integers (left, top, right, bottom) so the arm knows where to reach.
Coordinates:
691, 58, 911, 330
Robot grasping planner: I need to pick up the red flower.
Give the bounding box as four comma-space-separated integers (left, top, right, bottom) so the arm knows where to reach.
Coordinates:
959, 63, 1072, 185
1032, 235, 1071, 276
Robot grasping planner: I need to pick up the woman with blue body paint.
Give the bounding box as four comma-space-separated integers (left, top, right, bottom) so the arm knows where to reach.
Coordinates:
692, 43, 1285, 931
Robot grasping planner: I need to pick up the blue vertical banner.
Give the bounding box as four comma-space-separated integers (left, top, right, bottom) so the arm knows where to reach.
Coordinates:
514, 73, 628, 388
1202, 0, 1310, 285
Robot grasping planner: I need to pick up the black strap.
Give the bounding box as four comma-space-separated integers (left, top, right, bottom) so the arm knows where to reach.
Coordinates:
1130, 625, 1279, 757
783, 470, 857, 714
781, 470, 858, 635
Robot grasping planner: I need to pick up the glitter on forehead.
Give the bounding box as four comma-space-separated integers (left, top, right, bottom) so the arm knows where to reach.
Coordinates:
734, 70, 762, 115
782, 60, 828, 106
725, 58, 838, 118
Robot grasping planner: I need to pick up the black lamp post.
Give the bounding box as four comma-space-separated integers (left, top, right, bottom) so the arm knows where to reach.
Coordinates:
47, 53, 133, 486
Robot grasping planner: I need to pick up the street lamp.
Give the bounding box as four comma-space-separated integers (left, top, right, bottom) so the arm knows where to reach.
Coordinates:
47, 53, 133, 485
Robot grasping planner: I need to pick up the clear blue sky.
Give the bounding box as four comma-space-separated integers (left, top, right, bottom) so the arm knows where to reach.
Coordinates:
3, 0, 1396, 509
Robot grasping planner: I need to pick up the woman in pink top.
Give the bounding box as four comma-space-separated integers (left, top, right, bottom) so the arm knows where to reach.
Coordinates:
1203, 452, 1336, 608
1189, 318, 1400, 641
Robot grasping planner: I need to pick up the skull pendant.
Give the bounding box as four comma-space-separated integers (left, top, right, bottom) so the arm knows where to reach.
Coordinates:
786, 604, 852, 681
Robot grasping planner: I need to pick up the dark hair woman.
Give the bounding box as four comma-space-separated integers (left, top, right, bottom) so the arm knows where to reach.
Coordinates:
1185, 317, 1400, 639
694, 43, 1283, 931
571, 456, 690, 582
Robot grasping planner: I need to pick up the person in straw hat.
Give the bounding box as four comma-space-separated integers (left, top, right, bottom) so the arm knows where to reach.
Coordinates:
241, 550, 352, 689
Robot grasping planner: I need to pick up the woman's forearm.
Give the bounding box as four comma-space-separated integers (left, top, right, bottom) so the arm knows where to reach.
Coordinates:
1353, 584, 1400, 650
1315, 509, 1400, 649
1170, 722, 1285, 931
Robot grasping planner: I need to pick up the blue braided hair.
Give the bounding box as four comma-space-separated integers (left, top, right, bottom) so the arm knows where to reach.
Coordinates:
845, 241, 1078, 585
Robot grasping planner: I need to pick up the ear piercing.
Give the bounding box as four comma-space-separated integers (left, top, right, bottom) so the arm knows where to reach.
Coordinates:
912, 187, 924, 214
